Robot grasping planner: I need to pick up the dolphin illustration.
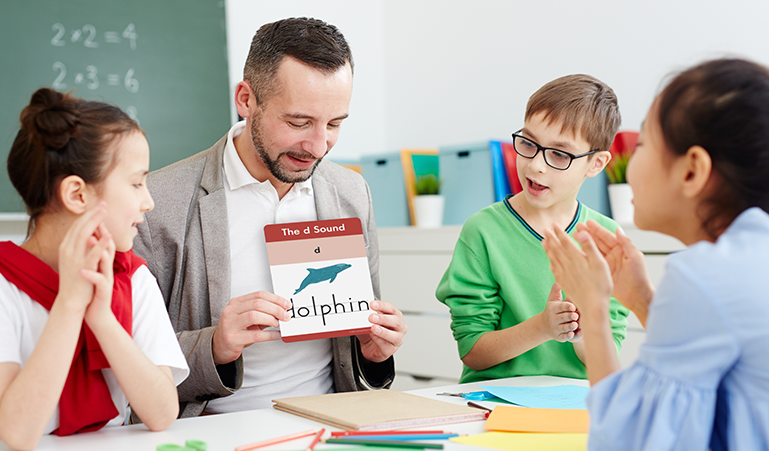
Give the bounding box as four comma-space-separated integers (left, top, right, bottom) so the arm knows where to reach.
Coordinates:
294, 263, 352, 295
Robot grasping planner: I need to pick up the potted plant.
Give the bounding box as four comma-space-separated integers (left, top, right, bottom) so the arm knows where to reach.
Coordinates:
413, 174, 444, 228
606, 131, 638, 225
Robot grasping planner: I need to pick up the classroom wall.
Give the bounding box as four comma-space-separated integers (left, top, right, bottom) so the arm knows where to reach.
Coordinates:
381, 0, 769, 150
225, 0, 769, 158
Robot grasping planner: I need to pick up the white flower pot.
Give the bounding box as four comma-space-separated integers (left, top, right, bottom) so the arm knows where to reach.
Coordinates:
413, 195, 445, 228
608, 183, 634, 226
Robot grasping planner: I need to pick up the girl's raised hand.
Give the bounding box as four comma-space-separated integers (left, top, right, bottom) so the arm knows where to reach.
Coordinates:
80, 223, 116, 328
543, 227, 613, 316
56, 203, 110, 313
582, 221, 654, 325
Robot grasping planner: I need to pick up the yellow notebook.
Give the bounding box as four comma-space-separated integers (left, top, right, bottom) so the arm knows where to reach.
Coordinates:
452, 431, 587, 451
485, 405, 589, 433
273, 390, 487, 431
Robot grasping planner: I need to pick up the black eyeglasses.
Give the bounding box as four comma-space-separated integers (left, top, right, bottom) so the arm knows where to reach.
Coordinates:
512, 130, 600, 170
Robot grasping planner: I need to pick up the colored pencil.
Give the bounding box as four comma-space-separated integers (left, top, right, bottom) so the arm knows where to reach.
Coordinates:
324, 438, 444, 449
333, 434, 458, 441
235, 429, 318, 451
305, 428, 325, 451
330, 430, 449, 437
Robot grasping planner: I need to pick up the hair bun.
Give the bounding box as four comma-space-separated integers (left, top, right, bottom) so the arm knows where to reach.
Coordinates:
20, 88, 81, 150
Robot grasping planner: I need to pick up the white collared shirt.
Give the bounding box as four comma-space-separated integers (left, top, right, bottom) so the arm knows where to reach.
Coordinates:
205, 121, 333, 413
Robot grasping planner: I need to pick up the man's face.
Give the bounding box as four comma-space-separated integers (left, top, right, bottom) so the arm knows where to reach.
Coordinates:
250, 57, 353, 184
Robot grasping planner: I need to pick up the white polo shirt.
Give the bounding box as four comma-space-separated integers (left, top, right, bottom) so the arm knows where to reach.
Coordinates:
205, 121, 334, 413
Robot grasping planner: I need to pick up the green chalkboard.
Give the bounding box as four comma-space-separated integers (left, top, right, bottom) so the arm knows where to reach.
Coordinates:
0, 0, 231, 212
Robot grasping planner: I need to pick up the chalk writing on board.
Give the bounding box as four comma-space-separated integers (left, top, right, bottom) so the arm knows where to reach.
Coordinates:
51, 63, 138, 94
49, 22, 141, 121
125, 106, 140, 125
50, 23, 65, 47
50, 23, 137, 49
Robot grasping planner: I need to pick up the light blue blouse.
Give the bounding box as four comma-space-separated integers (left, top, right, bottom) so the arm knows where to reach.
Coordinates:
587, 207, 769, 451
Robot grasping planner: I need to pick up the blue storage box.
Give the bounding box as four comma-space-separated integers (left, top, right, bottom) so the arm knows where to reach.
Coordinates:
439, 142, 498, 226
577, 173, 610, 216
328, 158, 362, 175
360, 153, 410, 227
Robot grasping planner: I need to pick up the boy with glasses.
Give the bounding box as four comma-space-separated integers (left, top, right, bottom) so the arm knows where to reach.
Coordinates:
436, 75, 629, 383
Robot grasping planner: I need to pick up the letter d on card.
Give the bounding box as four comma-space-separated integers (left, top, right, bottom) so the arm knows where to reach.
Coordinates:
264, 218, 374, 342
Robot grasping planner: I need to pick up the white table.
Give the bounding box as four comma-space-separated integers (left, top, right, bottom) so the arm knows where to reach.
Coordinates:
2, 376, 587, 451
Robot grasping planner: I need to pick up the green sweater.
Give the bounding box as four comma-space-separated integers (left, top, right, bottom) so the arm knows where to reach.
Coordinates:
436, 198, 629, 383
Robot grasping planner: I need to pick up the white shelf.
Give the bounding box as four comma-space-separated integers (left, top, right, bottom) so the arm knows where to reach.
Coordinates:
0, 214, 29, 244
0, 213, 29, 221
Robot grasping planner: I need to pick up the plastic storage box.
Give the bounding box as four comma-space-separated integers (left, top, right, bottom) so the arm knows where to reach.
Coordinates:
577, 174, 610, 217
360, 152, 410, 227
439, 142, 498, 226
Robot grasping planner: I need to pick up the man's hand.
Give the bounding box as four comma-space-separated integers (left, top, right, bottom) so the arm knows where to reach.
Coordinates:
212, 291, 292, 365
538, 283, 581, 342
357, 300, 407, 363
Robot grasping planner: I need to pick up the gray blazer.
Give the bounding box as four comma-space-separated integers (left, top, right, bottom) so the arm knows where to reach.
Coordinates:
134, 135, 394, 417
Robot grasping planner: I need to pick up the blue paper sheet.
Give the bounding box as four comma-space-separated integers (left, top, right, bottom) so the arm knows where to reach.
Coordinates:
479, 385, 589, 410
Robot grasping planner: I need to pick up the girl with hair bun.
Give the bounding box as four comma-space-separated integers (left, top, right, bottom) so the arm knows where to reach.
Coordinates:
0, 88, 188, 450
543, 58, 769, 450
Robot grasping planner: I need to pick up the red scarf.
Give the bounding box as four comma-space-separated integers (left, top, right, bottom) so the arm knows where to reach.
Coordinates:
0, 241, 145, 436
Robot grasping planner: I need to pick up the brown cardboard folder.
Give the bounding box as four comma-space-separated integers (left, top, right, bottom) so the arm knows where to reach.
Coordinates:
273, 390, 487, 431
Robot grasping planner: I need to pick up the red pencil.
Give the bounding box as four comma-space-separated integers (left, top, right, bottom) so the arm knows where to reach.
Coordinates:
330, 430, 449, 437
235, 429, 318, 451
305, 428, 325, 451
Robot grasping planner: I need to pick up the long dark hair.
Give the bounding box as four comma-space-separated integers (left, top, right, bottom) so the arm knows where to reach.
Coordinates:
7, 88, 140, 232
657, 58, 769, 238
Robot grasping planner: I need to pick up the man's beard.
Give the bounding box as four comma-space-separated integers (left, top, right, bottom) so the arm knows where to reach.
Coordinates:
250, 114, 324, 184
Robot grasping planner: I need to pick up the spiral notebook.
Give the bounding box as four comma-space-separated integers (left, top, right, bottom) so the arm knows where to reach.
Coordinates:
273, 390, 487, 431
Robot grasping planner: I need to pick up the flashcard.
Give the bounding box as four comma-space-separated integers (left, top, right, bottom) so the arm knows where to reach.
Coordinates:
264, 218, 375, 343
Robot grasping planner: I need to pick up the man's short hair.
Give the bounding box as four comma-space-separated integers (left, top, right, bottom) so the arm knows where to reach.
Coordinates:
525, 74, 620, 152
243, 17, 354, 105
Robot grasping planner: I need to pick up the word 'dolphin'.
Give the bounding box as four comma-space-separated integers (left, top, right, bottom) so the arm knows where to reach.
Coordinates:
288, 294, 370, 326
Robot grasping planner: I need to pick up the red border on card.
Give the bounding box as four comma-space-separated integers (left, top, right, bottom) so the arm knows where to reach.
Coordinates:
265, 218, 363, 242
281, 327, 372, 343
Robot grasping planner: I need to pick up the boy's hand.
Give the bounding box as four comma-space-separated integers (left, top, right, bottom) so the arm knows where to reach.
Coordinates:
565, 294, 583, 343
540, 283, 580, 342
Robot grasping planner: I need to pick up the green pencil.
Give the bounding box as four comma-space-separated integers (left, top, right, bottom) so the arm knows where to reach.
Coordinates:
323, 438, 444, 449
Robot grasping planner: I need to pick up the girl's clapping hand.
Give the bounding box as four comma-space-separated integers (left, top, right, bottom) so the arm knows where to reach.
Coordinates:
56, 202, 110, 314
80, 222, 117, 327
582, 221, 654, 324
543, 226, 614, 315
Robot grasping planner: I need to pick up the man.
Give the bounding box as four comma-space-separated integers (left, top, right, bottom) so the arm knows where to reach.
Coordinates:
134, 17, 406, 417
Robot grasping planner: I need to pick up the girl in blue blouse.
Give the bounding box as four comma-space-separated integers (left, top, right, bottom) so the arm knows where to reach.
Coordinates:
543, 58, 769, 450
